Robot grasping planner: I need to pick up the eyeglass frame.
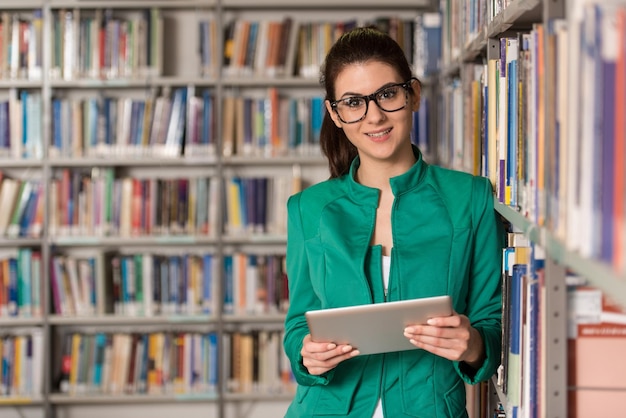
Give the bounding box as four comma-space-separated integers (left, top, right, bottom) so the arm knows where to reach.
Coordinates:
328, 77, 418, 124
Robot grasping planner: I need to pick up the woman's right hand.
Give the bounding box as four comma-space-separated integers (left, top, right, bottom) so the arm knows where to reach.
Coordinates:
300, 334, 360, 375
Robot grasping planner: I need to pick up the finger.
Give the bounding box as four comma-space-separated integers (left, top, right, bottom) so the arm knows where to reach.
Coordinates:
303, 334, 339, 353
302, 347, 360, 375
302, 342, 359, 362
424, 314, 463, 327
405, 325, 470, 343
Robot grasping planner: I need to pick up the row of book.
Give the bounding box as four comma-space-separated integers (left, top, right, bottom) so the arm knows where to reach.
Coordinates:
0, 249, 42, 318
52, 252, 217, 317
0, 90, 43, 160
49, 252, 288, 318
50, 8, 163, 81
0, 176, 44, 239
57, 331, 218, 396
224, 330, 293, 394
497, 232, 542, 418
221, 91, 324, 158
0, 11, 43, 80
48, 170, 220, 238
223, 16, 419, 78
55, 330, 294, 396
437, 3, 626, 272
223, 253, 289, 316
0, 9, 441, 82
47, 169, 299, 238
47, 86, 326, 159
497, 229, 626, 418
0, 328, 43, 397
50, 87, 192, 159
439, 0, 509, 69
224, 175, 300, 237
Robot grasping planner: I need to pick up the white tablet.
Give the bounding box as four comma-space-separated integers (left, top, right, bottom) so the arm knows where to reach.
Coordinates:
305, 295, 453, 355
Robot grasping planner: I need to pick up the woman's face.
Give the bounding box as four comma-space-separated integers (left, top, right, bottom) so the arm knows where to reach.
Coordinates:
325, 60, 420, 166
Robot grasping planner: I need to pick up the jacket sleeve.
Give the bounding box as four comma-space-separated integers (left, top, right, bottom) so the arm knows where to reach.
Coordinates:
454, 176, 504, 384
283, 193, 335, 386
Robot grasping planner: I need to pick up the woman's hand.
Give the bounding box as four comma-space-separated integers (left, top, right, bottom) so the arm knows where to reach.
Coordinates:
301, 334, 360, 375
403, 312, 485, 369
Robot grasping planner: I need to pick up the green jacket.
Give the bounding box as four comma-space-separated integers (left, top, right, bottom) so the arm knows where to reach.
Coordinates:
283, 147, 504, 418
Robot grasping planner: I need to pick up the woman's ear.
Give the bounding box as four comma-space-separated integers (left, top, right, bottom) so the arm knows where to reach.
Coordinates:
410, 79, 421, 112
325, 100, 343, 128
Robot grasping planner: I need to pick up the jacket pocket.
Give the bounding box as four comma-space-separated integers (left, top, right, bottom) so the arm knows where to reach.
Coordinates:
399, 351, 436, 417
308, 358, 366, 416
444, 377, 468, 418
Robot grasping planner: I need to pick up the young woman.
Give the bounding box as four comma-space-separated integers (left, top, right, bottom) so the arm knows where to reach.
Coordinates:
283, 27, 504, 417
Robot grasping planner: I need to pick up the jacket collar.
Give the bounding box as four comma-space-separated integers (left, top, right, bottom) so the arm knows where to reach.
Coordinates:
344, 145, 428, 208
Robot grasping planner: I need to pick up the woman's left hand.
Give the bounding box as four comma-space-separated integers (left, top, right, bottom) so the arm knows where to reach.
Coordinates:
403, 311, 485, 369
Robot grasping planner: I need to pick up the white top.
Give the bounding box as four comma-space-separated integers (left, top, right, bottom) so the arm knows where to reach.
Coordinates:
372, 254, 391, 418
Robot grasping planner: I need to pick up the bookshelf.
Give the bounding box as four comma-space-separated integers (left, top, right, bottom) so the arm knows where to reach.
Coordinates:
0, 1, 438, 417
438, 0, 626, 416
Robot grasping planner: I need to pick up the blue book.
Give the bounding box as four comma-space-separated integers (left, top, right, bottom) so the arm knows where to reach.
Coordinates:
86, 98, 99, 150
506, 38, 518, 208
17, 248, 32, 317
169, 256, 180, 314
311, 97, 324, 145
51, 99, 63, 152
0, 101, 8, 151
104, 98, 117, 147
201, 90, 213, 147
165, 88, 188, 153
19, 182, 38, 237
120, 256, 132, 312
20, 90, 29, 158
2, 338, 13, 394
129, 100, 142, 147
8, 257, 18, 316
92, 333, 107, 392
600, 8, 616, 262
202, 253, 213, 314
288, 99, 298, 151
208, 332, 218, 390
508, 263, 527, 416
223, 255, 234, 314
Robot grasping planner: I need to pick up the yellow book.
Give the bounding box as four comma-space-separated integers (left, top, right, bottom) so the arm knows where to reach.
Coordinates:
69, 333, 81, 395
12, 336, 21, 396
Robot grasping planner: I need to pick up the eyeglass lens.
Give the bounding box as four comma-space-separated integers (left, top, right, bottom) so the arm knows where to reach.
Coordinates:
335, 84, 409, 123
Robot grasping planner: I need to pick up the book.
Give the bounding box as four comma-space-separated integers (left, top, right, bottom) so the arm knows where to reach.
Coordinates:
567, 285, 626, 417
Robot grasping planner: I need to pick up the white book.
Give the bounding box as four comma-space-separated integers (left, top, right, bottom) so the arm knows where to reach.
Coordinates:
0, 178, 20, 235
9, 89, 22, 159
65, 257, 85, 316
142, 253, 154, 317
31, 328, 43, 396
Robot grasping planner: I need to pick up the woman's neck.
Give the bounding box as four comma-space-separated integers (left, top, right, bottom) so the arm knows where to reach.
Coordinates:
356, 150, 417, 190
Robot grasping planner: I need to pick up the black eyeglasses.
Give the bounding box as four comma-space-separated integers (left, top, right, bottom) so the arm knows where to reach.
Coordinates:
329, 78, 417, 124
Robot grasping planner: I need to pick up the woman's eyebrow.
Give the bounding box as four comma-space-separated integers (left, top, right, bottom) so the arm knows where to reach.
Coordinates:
338, 82, 400, 99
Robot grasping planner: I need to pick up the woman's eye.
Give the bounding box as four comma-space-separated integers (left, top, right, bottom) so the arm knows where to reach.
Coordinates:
345, 98, 364, 108
378, 87, 398, 100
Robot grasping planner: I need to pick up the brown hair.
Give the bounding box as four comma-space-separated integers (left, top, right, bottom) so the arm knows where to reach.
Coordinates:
319, 26, 418, 178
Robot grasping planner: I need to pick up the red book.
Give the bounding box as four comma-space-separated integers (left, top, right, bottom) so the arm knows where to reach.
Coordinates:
131, 178, 142, 236
567, 286, 626, 417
